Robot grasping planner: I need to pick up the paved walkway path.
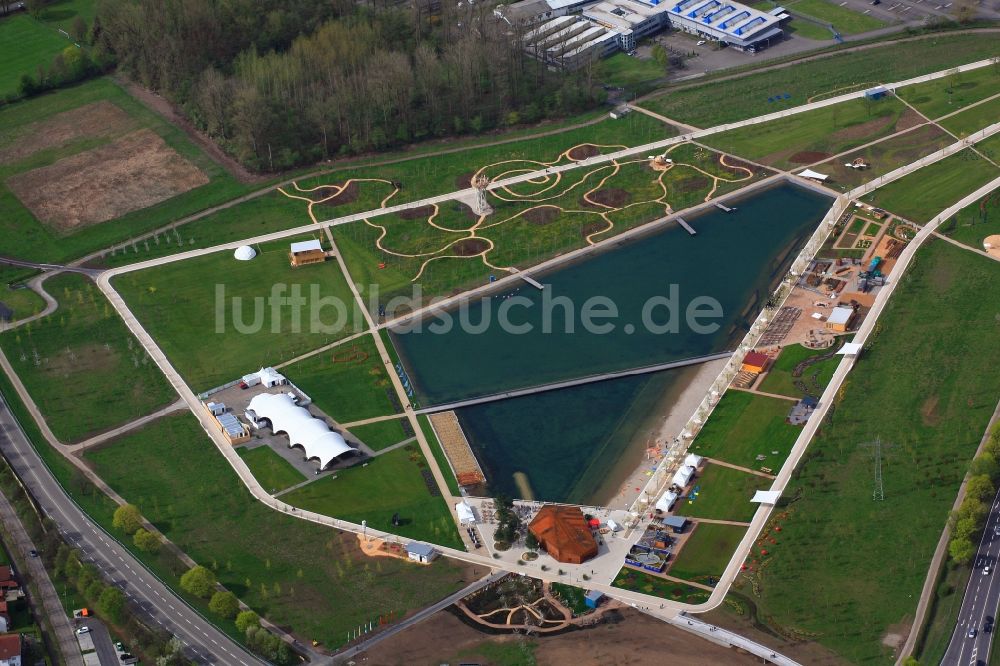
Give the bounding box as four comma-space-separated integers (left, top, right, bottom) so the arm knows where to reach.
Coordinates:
671, 614, 802, 666
730, 387, 799, 402
626, 104, 700, 133
932, 230, 1000, 262
0, 482, 83, 665
65, 399, 187, 453
371, 436, 417, 457
692, 517, 753, 527
340, 413, 408, 429
703, 458, 777, 480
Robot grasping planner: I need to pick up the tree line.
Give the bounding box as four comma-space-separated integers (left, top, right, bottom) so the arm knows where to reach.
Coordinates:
92, 0, 602, 171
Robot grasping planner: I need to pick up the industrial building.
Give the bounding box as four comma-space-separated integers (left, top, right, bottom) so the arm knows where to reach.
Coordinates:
499, 0, 786, 68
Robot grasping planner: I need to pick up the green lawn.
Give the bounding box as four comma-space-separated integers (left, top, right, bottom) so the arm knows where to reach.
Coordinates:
940, 186, 1000, 249
669, 523, 747, 585
283, 444, 462, 549
549, 582, 590, 616
686, 391, 800, 473
282, 336, 400, 424
940, 96, 1000, 139
758, 343, 842, 398
236, 445, 305, 493
0, 266, 45, 322
743, 239, 1000, 664
593, 53, 666, 93
612, 567, 712, 604
83, 413, 472, 649
704, 97, 908, 170
914, 562, 971, 665
113, 237, 364, 391
349, 417, 411, 451
641, 34, 1000, 128
0, 14, 73, 98
784, 0, 885, 35
899, 65, 1000, 122
36, 0, 97, 31
0, 77, 257, 264
783, 17, 835, 41
675, 464, 771, 523
863, 148, 999, 222
0, 273, 175, 442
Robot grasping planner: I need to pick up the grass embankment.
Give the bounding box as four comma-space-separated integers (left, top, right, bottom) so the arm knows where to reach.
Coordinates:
758, 343, 841, 398
593, 53, 666, 93
670, 523, 748, 585
113, 237, 364, 392
236, 446, 304, 493
686, 391, 800, 473
84, 413, 472, 648
737, 239, 1000, 664
704, 97, 911, 170
914, 562, 972, 664
282, 335, 401, 423
863, 148, 999, 222
641, 34, 1000, 127
899, 65, 1000, 121
283, 444, 463, 549
0, 77, 256, 263
940, 187, 1000, 249
0, 273, 175, 442
675, 464, 771, 523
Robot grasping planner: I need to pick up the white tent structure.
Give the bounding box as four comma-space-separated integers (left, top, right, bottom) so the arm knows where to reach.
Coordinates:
455, 501, 476, 525
751, 490, 782, 504
655, 491, 679, 513
246, 393, 354, 468
799, 169, 829, 182
233, 245, 257, 261
836, 342, 863, 356
672, 465, 696, 489
683, 453, 703, 469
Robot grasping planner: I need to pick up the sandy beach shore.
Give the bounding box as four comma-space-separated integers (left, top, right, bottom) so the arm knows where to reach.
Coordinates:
594, 357, 729, 510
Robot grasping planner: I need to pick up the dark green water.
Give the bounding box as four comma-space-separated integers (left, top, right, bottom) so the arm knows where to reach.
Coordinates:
393, 183, 832, 502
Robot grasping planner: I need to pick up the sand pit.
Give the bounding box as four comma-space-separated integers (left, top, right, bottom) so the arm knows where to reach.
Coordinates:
789, 151, 831, 164
7, 129, 208, 234
984, 235, 1000, 259
585, 188, 630, 208
523, 206, 561, 225
0, 101, 136, 165
316, 181, 359, 207
568, 144, 601, 160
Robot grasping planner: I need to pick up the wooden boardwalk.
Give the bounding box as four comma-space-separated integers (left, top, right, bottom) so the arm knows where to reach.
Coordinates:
428, 411, 485, 487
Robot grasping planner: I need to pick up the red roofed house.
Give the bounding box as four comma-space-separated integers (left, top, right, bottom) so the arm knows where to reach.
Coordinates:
0, 633, 20, 666
0, 601, 9, 633
741, 351, 771, 375
528, 505, 598, 565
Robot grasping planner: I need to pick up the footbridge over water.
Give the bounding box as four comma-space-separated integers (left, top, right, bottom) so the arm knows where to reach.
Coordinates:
415, 350, 733, 414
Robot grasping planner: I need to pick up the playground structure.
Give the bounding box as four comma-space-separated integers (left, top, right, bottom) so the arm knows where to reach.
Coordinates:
275, 141, 757, 288
844, 157, 870, 170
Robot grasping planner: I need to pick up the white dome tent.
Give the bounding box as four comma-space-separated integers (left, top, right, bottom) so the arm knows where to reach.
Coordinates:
233, 245, 257, 261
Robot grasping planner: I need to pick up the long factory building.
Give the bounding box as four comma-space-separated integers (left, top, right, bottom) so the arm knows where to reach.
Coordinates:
499, 0, 787, 68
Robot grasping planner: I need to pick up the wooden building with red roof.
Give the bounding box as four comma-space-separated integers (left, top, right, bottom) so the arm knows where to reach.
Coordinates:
528, 505, 598, 564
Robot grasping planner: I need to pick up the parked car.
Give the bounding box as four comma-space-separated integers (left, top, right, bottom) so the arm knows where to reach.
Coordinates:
696, 40, 707, 46
76, 627, 90, 635
984, 616, 994, 633
28, 549, 37, 558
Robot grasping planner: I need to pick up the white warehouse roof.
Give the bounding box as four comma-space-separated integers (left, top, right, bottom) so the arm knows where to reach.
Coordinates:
290, 239, 323, 254
247, 393, 354, 468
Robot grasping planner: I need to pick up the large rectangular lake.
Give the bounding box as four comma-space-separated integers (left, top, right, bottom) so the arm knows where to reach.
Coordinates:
391, 183, 832, 503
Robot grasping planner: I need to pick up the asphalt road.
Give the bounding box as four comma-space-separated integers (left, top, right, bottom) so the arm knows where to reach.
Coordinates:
78, 619, 118, 666
942, 488, 1000, 666
0, 395, 262, 666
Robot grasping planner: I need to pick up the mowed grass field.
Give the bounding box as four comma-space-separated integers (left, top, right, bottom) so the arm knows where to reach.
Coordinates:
640, 34, 1000, 128
0, 273, 175, 442
898, 65, 1000, 122
236, 445, 304, 493
669, 523, 747, 585
940, 187, 1000, 249
113, 237, 364, 391
0, 14, 73, 98
863, 149, 999, 222
675, 464, 771, 523
349, 418, 411, 451
783, 0, 885, 35
83, 413, 474, 648
739, 240, 1000, 664
758, 343, 841, 398
0, 78, 256, 264
939, 97, 1000, 138
283, 444, 462, 548
686, 391, 800, 473
282, 335, 401, 424
704, 97, 911, 170
0, 267, 45, 323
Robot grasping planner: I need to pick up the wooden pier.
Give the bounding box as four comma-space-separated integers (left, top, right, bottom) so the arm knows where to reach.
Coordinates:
427, 411, 485, 487
676, 217, 697, 235
715, 203, 736, 213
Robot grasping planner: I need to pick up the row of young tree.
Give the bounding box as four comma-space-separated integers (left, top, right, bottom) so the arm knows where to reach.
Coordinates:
91, 0, 601, 171
948, 424, 1000, 564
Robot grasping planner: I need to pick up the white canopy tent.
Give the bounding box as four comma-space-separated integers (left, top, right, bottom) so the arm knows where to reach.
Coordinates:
751, 490, 782, 504
683, 453, 703, 468
799, 169, 829, 182
455, 501, 476, 525
836, 342, 863, 356
655, 491, 679, 513
246, 393, 353, 468
672, 466, 695, 489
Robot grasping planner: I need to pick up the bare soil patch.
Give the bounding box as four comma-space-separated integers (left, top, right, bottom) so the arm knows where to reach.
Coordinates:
829, 113, 895, 143
455, 172, 474, 189
581, 221, 608, 238
586, 188, 630, 207
894, 107, 925, 132
397, 204, 435, 220
316, 181, 359, 207
7, 129, 209, 235
677, 175, 710, 193
568, 143, 601, 160
0, 101, 136, 165
789, 151, 832, 164
721, 156, 757, 176
523, 206, 560, 226
889, 125, 951, 163
452, 238, 489, 256
921, 395, 941, 427
358, 606, 760, 666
